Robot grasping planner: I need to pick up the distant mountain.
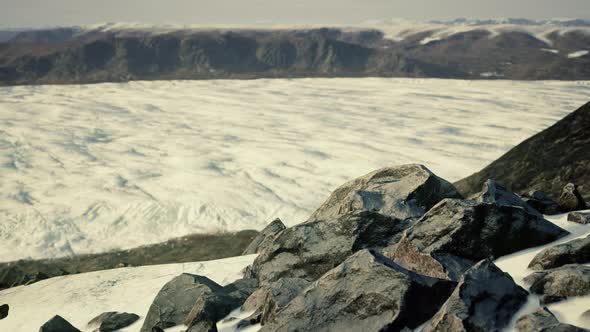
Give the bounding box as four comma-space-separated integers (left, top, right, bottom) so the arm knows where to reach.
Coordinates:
0, 21, 589, 85
455, 102, 590, 199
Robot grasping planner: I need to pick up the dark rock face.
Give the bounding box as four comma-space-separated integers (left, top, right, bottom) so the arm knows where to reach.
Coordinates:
250, 211, 412, 284
140, 274, 223, 332
528, 235, 590, 270
455, 102, 590, 201
0, 304, 8, 320
39, 315, 81, 332
472, 180, 542, 217
242, 219, 286, 255
515, 307, 589, 332
308, 164, 462, 222
525, 265, 590, 304
559, 183, 588, 212
389, 198, 568, 280
422, 260, 528, 332
88, 312, 140, 332
521, 190, 561, 215
241, 278, 310, 325
568, 211, 590, 224
260, 250, 456, 332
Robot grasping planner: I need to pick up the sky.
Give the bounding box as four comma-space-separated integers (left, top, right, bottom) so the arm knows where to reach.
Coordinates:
0, 0, 589, 28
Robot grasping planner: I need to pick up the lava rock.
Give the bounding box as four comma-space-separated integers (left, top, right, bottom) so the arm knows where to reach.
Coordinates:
422, 259, 528, 332
241, 278, 310, 325
389, 197, 568, 280
528, 234, 590, 270
88, 312, 140, 332
0, 304, 8, 320
308, 164, 462, 222
260, 250, 456, 332
39, 315, 81, 332
242, 218, 286, 255
140, 273, 223, 332
568, 211, 590, 224
515, 307, 588, 332
250, 211, 412, 284
558, 183, 588, 212
525, 264, 590, 304
521, 190, 561, 215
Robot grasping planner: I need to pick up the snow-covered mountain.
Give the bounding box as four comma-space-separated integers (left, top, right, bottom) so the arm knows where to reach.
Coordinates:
1, 78, 589, 261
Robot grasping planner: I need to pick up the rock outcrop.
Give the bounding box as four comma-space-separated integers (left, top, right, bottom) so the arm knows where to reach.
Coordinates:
525, 264, 590, 304
515, 307, 589, 332
242, 219, 286, 255
0, 304, 8, 320
528, 235, 590, 270
39, 315, 81, 332
422, 260, 528, 332
521, 190, 561, 215
260, 250, 456, 332
558, 183, 588, 212
568, 211, 590, 224
88, 312, 139, 332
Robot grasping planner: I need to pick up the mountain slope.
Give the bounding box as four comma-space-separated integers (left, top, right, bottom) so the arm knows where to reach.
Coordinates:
455, 102, 590, 199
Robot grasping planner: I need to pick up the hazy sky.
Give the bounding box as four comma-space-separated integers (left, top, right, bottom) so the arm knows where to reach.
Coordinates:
1, 0, 589, 28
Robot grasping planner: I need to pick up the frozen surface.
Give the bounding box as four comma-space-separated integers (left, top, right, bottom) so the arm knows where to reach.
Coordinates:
1, 78, 590, 261
0, 254, 256, 332
568, 50, 589, 58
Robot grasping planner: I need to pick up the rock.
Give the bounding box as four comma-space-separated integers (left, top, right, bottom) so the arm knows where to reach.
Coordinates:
568, 211, 590, 224
389, 198, 568, 280
525, 264, 590, 304
581, 310, 590, 324
140, 273, 223, 332
242, 218, 286, 255
473, 180, 542, 216
558, 183, 588, 212
0, 304, 8, 320
184, 278, 258, 331
422, 259, 528, 332
88, 312, 140, 332
528, 234, 590, 270
250, 211, 412, 284
39, 315, 81, 332
515, 307, 588, 332
260, 250, 456, 332
151, 327, 164, 332
308, 164, 462, 222
241, 278, 310, 325
521, 190, 560, 215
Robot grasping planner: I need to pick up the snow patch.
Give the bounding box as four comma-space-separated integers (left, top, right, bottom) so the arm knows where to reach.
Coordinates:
568, 50, 589, 58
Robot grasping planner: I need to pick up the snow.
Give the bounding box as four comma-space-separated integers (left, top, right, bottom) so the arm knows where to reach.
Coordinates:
541, 48, 560, 54
568, 50, 589, 58
1, 78, 590, 262
0, 255, 256, 332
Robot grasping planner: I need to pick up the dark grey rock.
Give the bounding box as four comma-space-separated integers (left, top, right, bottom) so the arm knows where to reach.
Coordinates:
473, 179, 542, 217
241, 278, 310, 325
559, 183, 588, 212
260, 250, 456, 332
140, 273, 223, 332
528, 234, 590, 270
422, 259, 528, 332
250, 211, 412, 284
184, 278, 258, 332
515, 307, 589, 332
568, 211, 590, 224
389, 198, 568, 280
88, 312, 140, 332
39, 315, 81, 332
0, 304, 8, 320
307, 164, 462, 222
521, 190, 561, 215
242, 219, 286, 255
525, 264, 590, 304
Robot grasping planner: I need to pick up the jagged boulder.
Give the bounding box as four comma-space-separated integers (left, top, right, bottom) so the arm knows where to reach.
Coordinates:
389, 197, 568, 280
88, 312, 139, 332
250, 211, 412, 284
521, 190, 560, 215
308, 164, 462, 222
558, 183, 588, 212
515, 307, 588, 332
242, 218, 286, 255
422, 260, 528, 332
39, 315, 81, 332
568, 211, 590, 224
525, 265, 590, 304
473, 180, 542, 216
528, 234, 590, 270
241, 277, 310, 326
140, 274, 223, 332
260, 250, 456, 332
0, 304, 8, 320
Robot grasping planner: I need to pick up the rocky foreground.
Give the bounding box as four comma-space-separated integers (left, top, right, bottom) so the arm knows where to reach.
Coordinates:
17, 163, 589, 332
